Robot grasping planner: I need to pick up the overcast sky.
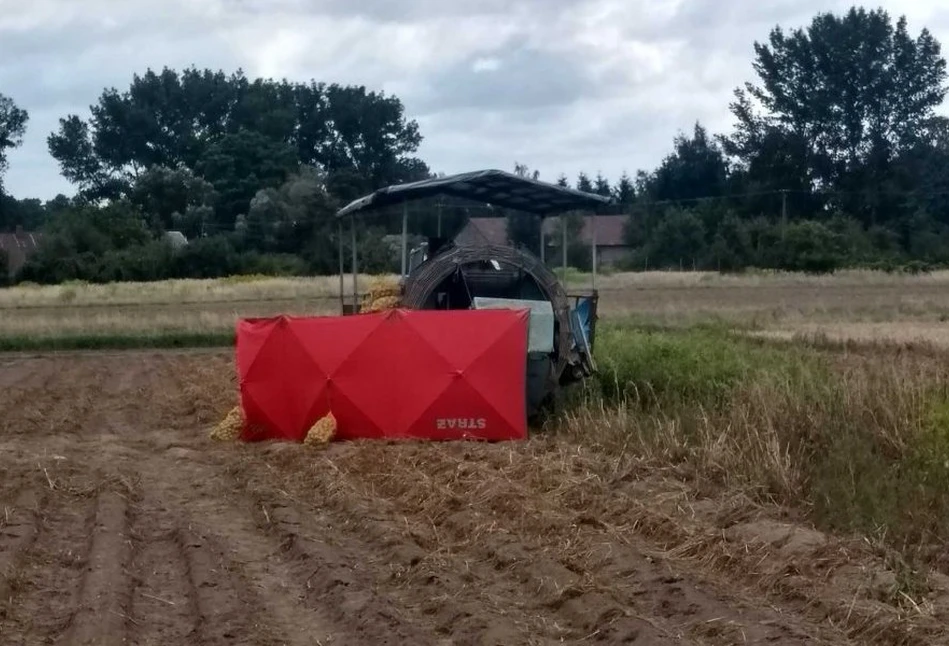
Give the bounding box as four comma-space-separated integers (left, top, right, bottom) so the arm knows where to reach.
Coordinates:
3, 0, 949, 200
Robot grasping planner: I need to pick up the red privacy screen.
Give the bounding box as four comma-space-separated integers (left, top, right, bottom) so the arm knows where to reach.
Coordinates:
236, 309, 529, 442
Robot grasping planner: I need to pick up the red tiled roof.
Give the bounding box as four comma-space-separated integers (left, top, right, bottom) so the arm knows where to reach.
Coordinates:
543, 215, 628, 246
454, 217, 510, 246
456, 215, 628, 248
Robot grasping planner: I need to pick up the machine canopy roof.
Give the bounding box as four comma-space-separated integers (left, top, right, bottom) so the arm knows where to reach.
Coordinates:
336, 169, 612, 219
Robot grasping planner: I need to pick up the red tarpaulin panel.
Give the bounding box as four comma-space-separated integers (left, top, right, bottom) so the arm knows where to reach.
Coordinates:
236, 308, 529, 442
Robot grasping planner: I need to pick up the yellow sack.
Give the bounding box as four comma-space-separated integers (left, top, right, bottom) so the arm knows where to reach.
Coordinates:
304, 412, 337, 446
363, 295, 401, 313
366, 276, 400, 295
210, 406, 243, 441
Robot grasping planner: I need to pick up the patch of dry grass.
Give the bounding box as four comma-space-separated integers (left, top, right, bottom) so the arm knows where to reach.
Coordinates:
749, 322, 949, 349
0, 275, 372, 308
6, 269, 949, 340
571, 326, 949, 570
0, 300, 336, 338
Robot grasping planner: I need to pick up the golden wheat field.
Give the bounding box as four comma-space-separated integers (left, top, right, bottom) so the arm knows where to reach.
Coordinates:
3, 271, 949, 645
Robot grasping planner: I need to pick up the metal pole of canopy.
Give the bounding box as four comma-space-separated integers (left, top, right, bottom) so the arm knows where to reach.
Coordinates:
562, 212, 568, 277
337, 219, 345, 313
351, 216, 358, 312
591, 213, 597, 291
401, 203, 408, 278
539, 216, 546, 263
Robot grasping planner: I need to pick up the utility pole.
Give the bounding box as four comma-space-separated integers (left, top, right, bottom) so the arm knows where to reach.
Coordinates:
781, 189, 789, 238
562, 213, 568, 277
539, 216, 546, 263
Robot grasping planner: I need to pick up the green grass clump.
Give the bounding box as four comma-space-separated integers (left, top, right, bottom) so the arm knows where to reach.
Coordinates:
593, 321, 821, 408
809, 382, 949, 552
564, 320, 949, 566
219, 273, 277, 285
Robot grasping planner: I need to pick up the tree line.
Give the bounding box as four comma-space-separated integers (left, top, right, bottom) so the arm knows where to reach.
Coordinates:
3, 6, 949, 282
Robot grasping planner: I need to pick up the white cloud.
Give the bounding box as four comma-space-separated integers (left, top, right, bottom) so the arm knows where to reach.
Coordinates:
2, 0, 949, 199
472, 57, 502, 73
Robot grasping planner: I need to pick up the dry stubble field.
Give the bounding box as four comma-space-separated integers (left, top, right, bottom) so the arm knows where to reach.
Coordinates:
2, 271, 949, 645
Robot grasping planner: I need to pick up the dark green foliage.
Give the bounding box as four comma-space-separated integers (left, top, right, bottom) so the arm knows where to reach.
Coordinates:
506, 163, 542, 252
613, 172, 635, 205
0, 93, 28, 196
127, 166, 217, 235
10, 9, 949, 282
644, 123, 728, 202
46, 67, 427, 210
196, 130, 299, 228
576, 172, 593, 193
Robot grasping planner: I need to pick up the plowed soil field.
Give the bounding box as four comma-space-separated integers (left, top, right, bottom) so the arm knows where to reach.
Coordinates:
1, 351, 946, 645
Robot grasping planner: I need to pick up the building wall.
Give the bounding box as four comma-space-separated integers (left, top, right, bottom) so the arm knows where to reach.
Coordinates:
0, 230, 42, 275
597, 246, 629, 268
453, 222, 486, 247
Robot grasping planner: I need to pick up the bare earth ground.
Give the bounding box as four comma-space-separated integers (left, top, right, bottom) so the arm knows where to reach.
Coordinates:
2, 351, 948, 645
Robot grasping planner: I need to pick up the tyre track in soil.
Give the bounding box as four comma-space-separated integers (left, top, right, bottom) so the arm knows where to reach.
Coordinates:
235, 461, 649, 645
0, 488, 44, 611
239, 446, 842, 646
0, 351, 908, 645
388, 448, 850, 645
93, 353, 298, 646
0, 484, 96, 644
164, 355, 571, 645
148, 353, 684, 644
67, 490, 133, 646
0, 356, 129, 645
137, 355, 443, 646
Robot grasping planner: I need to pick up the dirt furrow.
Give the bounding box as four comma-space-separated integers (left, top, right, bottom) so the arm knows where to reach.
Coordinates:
0, 488, 43, 609
178, 524, 292, 646
66, 490, 134, 646
128, 527, 198, 645
231, 448, 680, 644
0, 490, 93, 644
3, 351, 948, 645
242, 444, 841, 645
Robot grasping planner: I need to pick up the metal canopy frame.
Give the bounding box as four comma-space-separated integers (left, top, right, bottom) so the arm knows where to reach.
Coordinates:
335, 168, 614, 313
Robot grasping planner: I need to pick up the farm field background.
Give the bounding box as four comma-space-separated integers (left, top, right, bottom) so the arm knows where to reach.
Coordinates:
2, 270, 949, 644
5, 269, 949, 343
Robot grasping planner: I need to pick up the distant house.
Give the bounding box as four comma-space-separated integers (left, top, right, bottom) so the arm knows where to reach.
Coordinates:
453, 215, 630, 267
543, 215, 629, 268
163, 230, 189, 250
0, 226, 43, 275
453, 217, 510, 247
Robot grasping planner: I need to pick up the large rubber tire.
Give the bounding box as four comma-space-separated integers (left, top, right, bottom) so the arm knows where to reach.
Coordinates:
402, 244, 572, 410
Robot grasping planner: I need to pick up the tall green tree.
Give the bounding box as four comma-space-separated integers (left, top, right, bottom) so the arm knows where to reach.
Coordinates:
0, 93, 28, 197
614, 172, 635, 205
645, 123, 728, 201
196, 129, 299, 228
47, 67, 428, 203
725, 7, 948, 225
594, 173, 611, 197
127, 165, 217, 235
506, 162, 542, 252
576, 172, 593, 193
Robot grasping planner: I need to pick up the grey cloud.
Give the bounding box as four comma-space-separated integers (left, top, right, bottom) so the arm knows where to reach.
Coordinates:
246, 0, 562, 22
4, 0, 949, 200
414, 45, 597, 114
